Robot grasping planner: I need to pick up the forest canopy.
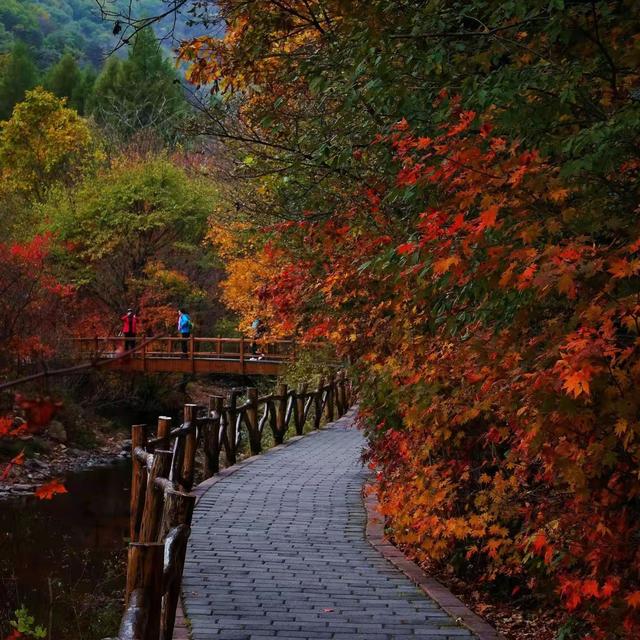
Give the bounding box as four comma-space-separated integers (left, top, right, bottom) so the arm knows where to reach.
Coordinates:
0, 0, 193, 68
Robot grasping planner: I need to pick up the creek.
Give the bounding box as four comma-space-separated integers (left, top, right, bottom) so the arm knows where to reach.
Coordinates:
0, 461, 131, 639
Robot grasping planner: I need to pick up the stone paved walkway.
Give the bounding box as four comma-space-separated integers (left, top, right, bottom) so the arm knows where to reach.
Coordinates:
182, 412, 477, 640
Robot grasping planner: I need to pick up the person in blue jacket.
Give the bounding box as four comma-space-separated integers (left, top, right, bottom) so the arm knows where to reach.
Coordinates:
177, 308, 192, 356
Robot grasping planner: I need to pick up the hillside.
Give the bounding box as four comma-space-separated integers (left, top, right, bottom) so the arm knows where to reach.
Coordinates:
0, 0, 197, 68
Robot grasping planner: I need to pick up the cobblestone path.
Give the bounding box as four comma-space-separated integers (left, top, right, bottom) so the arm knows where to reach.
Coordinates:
182, 411, 477, 640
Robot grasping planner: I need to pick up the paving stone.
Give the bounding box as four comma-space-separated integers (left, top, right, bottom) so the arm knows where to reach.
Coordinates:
183, 413, 478, 639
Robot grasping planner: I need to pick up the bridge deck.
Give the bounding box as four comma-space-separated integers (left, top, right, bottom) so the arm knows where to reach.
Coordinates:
105, 354, 285, 376
182, 412, 478, 640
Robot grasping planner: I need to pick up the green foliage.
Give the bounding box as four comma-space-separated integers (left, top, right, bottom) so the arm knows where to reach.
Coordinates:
44, 155, 216, 317
281, 347, 336, 389
10, 606, 47, 638
92, 28, 187, 144
0, 0, 187, 69
0, 87, 101, 204
44, 52, 95, 115
0, 41, 38, 120
213, 317, 242, 337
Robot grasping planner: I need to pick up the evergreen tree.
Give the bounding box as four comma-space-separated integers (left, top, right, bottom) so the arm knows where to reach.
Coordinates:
92, 28, 187, 143
44, 52, 94, 115
0, 41, 38, 120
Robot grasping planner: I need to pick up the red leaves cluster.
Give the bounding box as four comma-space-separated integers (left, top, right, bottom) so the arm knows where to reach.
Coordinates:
34, 480, 67, 500
230, 107, 640, 637
0, 234, 75, 367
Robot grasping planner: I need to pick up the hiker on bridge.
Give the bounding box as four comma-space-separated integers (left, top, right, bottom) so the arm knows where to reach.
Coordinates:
121, 308, 137, 351
178, 308, 193, 356
250, 317, 267, 360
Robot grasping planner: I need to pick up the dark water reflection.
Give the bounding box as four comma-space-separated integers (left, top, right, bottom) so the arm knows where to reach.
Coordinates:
0, 461, 131, 639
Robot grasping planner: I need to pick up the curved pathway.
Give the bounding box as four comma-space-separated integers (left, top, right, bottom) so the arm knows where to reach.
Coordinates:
182, 412, 478, 640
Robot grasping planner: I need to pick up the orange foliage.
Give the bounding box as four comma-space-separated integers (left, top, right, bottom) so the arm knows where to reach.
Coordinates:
220, 111, 640, 637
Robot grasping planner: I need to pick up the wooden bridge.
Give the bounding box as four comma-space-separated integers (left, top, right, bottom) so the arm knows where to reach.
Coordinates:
74, 336, 307, 376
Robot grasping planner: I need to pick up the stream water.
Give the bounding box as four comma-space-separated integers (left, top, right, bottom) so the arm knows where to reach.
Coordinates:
0, 461, 131, 640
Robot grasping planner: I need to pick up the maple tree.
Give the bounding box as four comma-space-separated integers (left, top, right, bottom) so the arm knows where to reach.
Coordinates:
0, 234, 74, 371
168, 0, 640, 637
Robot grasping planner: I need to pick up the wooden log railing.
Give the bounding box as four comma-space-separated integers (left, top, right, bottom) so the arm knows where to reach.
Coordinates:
74, 336, 302, 362
106, 370, 353, 640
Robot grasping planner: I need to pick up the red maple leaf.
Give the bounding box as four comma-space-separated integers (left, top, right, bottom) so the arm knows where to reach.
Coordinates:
35, 480, 68, 500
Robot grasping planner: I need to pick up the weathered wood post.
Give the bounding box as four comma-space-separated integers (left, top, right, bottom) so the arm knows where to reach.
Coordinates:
274, 383, 288, 444
181, 404, 198, 491
158, 490, 196, 640
294, 383, 308, 435
334, 371, 343, 416
158, 415, 171, 438
160, 525, 191, 640
124, 542, 164, 640
130, 424, 147, 542
203, 396, 223, 477
158, 489, 196, 542
146, 416, 171, 454
336, 371, 346, 416
225, 390, 240, 465
313, 376, 325, 430
245, 387, 261, 454
139, 450, 172, 543
326, 373, 336, 422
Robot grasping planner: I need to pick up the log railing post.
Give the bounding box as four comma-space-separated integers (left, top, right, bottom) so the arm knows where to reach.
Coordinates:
160, 525, 191, 640
158, 415, 172, 438
181, 404, 198, 491
158, 490, 196, 640
274, 383, 287, 444
158, 489, 196, 542
335, 371, 346, 416
139, 450, 172, 543
294, 383, 308, 435
240, 335, 245, 374
204, 396, 223, 477
124, 542, 164, 640
245, 387, 261, 455
326, 373, 336, 422
225, 390, 239, 465
130, 424, 147, 543
313, 376, 325, 430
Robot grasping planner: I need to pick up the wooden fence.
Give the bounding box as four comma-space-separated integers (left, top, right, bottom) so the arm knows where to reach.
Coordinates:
106, 371, 353, 640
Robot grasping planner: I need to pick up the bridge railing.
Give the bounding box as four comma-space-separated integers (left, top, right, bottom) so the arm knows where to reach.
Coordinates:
107, 371, 353, 640
74, 336, 308, 364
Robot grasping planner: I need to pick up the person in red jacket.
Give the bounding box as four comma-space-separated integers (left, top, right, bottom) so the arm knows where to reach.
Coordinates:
121, 308, 137, 351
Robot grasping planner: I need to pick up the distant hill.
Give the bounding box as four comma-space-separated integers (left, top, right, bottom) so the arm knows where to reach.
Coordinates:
0, 0, 207, 70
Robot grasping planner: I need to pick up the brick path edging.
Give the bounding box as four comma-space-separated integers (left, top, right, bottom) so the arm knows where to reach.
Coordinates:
364, 486, 504, 640
173, 417, 341, 639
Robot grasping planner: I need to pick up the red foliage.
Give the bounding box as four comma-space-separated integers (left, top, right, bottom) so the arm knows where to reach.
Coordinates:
34, 480, 67, 500
226, 108, 640, 637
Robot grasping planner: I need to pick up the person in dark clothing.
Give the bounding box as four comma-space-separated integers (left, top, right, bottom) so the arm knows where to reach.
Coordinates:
121, 308, 137, 351
250, 318, 267, 360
